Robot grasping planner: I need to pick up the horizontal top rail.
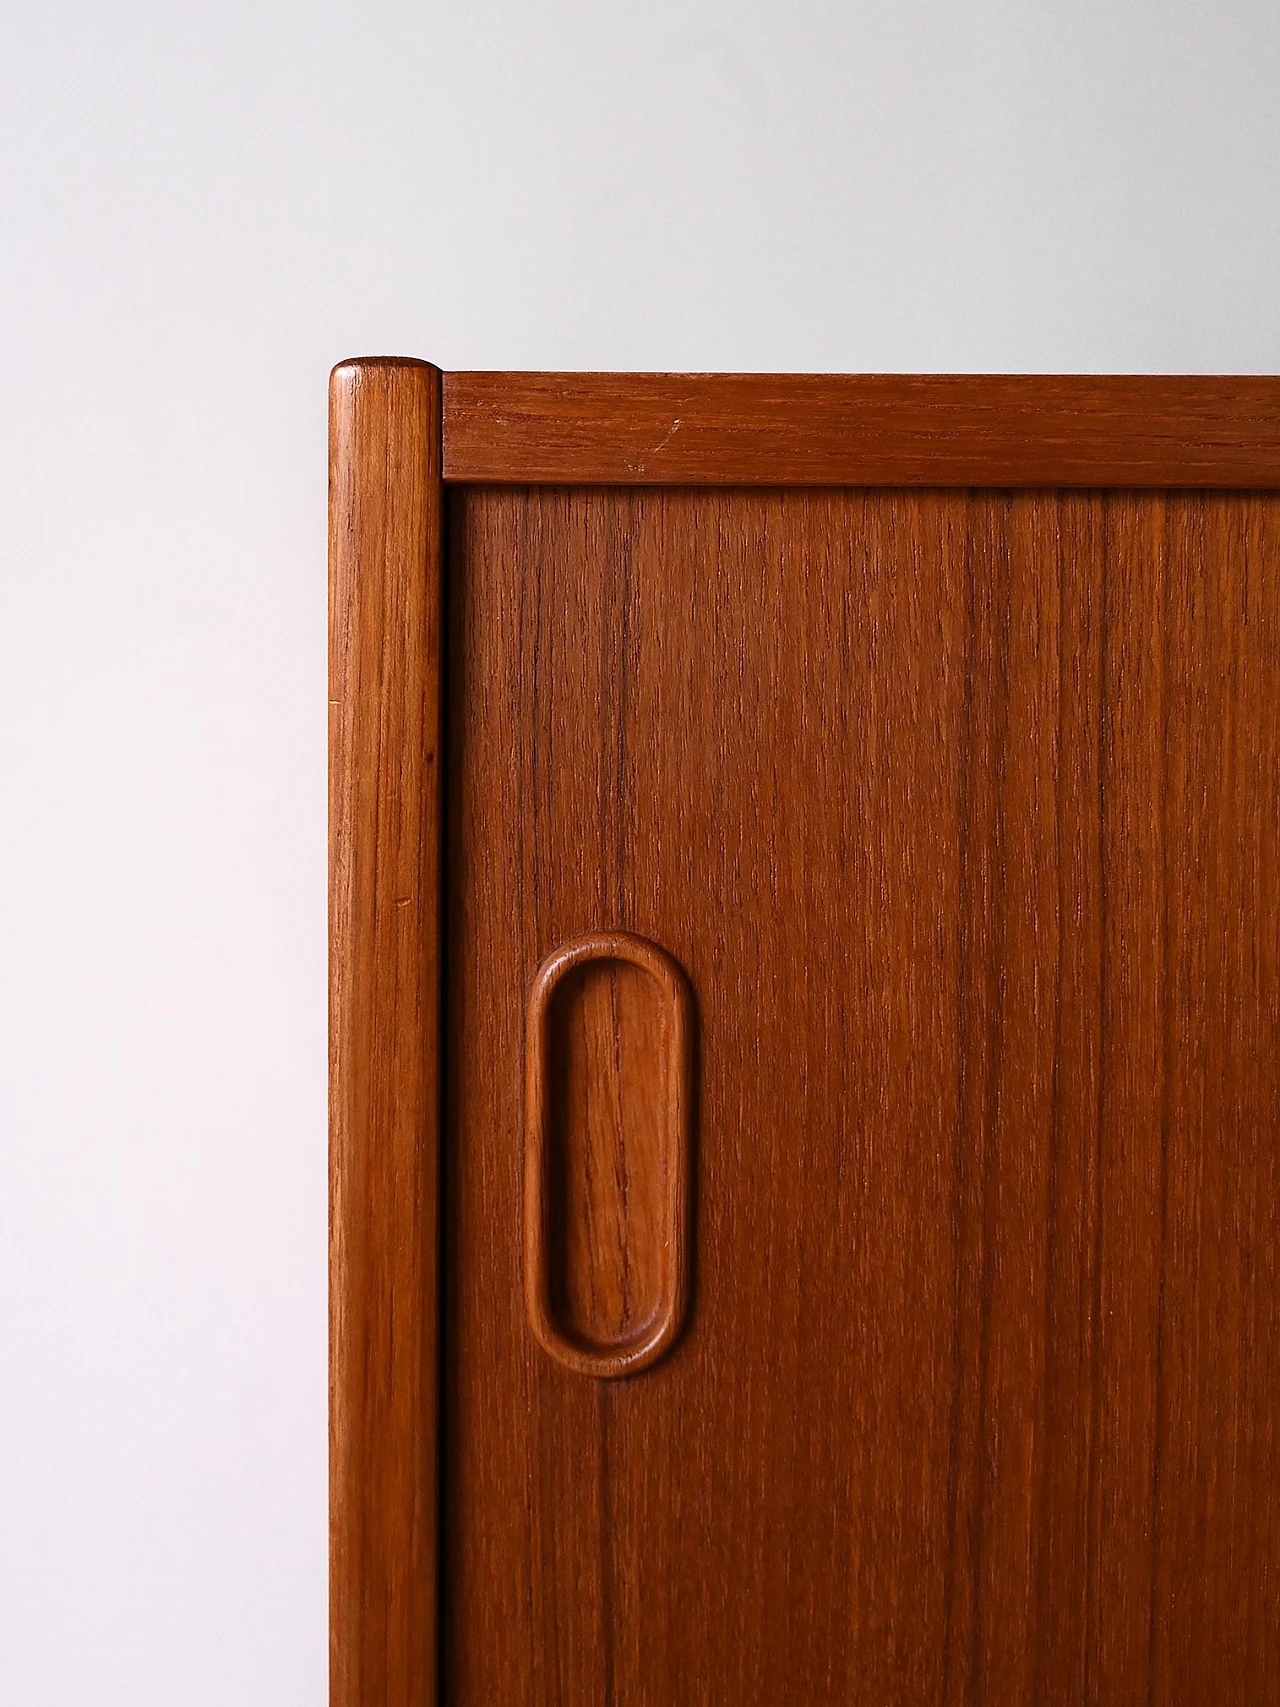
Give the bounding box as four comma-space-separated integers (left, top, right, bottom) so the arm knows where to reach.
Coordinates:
440, 371, 1280, 489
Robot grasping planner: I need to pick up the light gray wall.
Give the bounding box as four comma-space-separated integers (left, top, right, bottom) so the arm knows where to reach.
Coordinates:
1, 2, 1277, 1700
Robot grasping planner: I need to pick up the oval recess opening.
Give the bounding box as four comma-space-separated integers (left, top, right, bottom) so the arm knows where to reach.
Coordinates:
525, 933, 693, 1378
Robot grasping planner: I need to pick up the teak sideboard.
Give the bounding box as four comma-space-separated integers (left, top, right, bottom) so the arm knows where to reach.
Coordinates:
330, 362, 1280, 1707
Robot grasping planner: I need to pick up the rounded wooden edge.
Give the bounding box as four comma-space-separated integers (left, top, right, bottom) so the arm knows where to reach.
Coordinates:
524, 931, 695, 1380
331, 354, 439, 379
329, 355, 443, 1707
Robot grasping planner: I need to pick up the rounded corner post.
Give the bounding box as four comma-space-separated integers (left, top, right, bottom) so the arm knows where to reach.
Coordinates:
329, 356, 444, 1707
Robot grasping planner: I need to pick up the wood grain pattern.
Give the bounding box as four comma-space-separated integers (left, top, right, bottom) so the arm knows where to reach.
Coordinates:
524, 931, 694, 1379
441, 372, 1280, 488
330, 358, 442, 1707
442, 482, 1280, 1706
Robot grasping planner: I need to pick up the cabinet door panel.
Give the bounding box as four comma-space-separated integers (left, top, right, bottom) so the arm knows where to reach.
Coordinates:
442, 485, 1280, 1706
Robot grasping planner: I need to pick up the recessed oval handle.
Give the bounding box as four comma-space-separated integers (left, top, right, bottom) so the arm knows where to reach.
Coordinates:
524, 931, 694, 1378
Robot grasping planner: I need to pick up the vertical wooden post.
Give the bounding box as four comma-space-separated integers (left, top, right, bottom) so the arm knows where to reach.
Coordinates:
329, 359, 442, 1707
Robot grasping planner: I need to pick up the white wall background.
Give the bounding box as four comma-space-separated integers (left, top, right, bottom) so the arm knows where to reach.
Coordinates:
1, 2, 1277, 1701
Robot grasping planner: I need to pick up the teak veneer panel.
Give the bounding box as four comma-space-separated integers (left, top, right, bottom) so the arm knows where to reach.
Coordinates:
442, 372, 1280, 488
442, 483, 1280, 1706
330, 359, 442, 1707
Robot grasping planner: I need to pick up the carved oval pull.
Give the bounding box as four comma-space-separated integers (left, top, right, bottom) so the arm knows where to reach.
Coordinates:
524, 931, 694, 1378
